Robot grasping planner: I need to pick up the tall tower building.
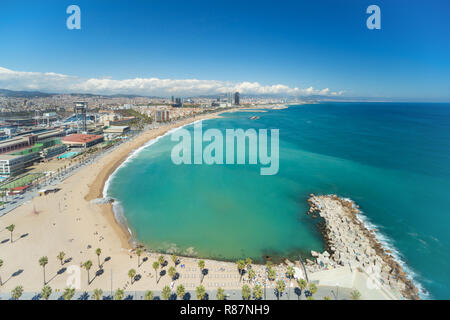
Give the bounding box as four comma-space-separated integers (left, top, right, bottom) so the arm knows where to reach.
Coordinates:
234, 92, 240, 105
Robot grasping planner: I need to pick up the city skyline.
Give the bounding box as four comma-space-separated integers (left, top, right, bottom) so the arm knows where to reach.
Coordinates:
0, 0, 449, 101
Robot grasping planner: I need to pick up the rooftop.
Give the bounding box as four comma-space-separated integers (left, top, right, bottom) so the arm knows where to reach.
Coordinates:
62, 134, 103, 144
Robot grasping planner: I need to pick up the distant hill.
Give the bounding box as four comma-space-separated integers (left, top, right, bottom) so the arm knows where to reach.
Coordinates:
0, 89, 54, 98
0, 88, 161, 99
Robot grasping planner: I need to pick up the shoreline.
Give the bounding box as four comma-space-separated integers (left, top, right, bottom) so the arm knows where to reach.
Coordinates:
86, 107, 244, 251
306, 194, 420, 300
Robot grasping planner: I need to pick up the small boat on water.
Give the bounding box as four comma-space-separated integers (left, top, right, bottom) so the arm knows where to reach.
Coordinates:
249, 116, 260, 120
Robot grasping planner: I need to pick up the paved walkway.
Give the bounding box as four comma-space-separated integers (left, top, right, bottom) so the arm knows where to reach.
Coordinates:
0, 285, 352, 300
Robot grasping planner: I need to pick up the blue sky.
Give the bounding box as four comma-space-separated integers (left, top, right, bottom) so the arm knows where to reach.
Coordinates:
0, 0, 449, 100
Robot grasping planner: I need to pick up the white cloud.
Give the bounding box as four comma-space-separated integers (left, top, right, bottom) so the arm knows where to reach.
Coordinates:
0, 66, 343, 97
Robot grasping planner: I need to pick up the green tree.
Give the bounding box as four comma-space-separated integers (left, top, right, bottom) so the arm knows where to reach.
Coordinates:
114, 288, 124, 300
168, 266, 177, 280
11, 286, 23, 300
253, 284, 263, 300
242, 284, 251, 300
136, 248, 142, 267
216, 288, 226, 300
237, 260, 246, 282
245, 258, 253, 269
248, 269, 256, 282
176, 284, 185, 300
83, 260, 93, 285
297, 278, 307, 291
152, 261, 159, 283
57, 252, 65, 266
276, 280, 286, 300
95, 248, 102, 268
286, 266, 295, 300
350, 290, 361, 300
267, 267, 276, 286
41, 285, 52, 300
62, 287, 75, 300
309, 283, 318, 296
158, 255, 165, 266
39, 256, 48, 285
6, 224, 15, 243
128, 269, 136, 284
162, 285, 171, 300
171, 254, 178, 266
196, 285, 206, 300
198, 260, 205, 283
93, 288, 103, 300
144, 290, 154, 300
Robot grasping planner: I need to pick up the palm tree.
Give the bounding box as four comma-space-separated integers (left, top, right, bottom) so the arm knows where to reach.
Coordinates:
297, 278, 307, 300
144, 290, 154, 300
216, 288, 226, 300
158, 255, 165, 266
11, 286, 23, 300
83, 260, 93, 285
39, 256, 48, 285
6, 224, 15, 243
95, 248, 102, 268
57, 252, 65, 266
242, 284, 251, 300
136, 248, 142, 267
0, 259, 3, 286
286, 266, 295, 300
62, 287, 75, 300
176, 284, 185, 300
168, 266, 176, 281
245, 258, 253, 269
196, 285, 206, 300
171, 254, 178, 266
114, 289, 125, 300
350, 289, 361, 300
276, 280, 285, 300
253, 285, 263, 300
162, 285, 171, 300
309, 283, 317, 294
248, 269, 256, 283
41, 285, 52, 300
93, 288, 103, 300
114, 288, 124, 300
198, 260, 205, 283
237, 260, 245, 282
128, 268, 136, 284
152, 261, 159, 283
267, 267, 276, 288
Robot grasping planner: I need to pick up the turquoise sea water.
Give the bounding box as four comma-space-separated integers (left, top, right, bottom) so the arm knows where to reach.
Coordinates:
106, 103, 450, 299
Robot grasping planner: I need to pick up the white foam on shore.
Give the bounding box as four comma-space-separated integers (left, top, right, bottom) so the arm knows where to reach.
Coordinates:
349, 201, 430, 299
101, 119, 207, 242
102, 119, 204, 199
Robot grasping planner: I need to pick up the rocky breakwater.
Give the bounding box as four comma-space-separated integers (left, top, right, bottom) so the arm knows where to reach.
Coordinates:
306, 194, 419, 300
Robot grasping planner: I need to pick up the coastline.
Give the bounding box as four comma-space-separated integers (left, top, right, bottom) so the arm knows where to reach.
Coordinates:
306, 194, 420, 300
0, 103, 419, 299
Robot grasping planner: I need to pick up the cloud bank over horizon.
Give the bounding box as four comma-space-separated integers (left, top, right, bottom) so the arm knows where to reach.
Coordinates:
0, 66, 343, 97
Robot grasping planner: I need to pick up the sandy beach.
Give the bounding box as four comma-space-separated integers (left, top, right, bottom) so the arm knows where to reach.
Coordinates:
0, 107, 282, 295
